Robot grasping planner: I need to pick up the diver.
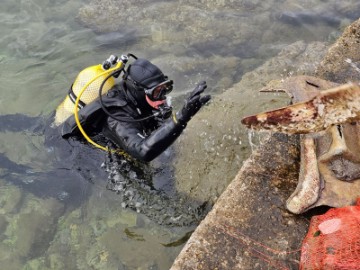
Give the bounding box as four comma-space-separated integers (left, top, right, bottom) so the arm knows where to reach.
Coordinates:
0, 54, 211, 224
56, 54, 211, 162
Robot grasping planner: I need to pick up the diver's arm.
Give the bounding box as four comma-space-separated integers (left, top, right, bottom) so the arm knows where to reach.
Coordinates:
103, 116, 185, 162
103, 81, 211, 162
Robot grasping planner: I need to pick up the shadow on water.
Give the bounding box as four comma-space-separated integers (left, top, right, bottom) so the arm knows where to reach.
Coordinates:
0, 114, 107, 210
92, 30, 151, 50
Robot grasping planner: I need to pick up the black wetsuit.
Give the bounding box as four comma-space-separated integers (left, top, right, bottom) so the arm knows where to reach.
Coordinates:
61, 82, 186, 162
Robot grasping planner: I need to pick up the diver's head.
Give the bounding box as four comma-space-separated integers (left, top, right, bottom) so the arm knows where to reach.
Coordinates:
124, 58, 173, 109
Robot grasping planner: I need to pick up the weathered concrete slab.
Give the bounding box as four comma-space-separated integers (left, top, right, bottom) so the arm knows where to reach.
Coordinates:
171, 134, 308, 269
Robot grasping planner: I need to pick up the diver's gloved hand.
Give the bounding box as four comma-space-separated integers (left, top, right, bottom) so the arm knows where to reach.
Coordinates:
175, 81, 211, 124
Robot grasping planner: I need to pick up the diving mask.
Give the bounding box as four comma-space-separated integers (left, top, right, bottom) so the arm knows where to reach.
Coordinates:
145, 80, 173, 101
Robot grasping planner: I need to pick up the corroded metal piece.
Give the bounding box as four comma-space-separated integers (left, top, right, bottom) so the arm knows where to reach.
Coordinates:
242, 76, 360, 214
241, 81, 360, 134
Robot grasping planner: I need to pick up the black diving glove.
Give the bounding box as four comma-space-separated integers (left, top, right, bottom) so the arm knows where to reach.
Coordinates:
175, 81, 211, 124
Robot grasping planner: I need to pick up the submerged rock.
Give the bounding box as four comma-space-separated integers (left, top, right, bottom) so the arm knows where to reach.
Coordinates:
0, 193, 64, 267
76, 0, 357, 96
38, 187, 194, 270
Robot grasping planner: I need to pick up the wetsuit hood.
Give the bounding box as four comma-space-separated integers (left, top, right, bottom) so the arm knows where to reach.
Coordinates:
124, 58, 167, 108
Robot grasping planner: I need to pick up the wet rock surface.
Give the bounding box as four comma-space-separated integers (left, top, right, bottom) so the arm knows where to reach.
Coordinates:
316, 18, 360, 83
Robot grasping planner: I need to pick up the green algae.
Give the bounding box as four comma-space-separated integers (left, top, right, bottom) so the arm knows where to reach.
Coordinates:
0, 182, 22, 215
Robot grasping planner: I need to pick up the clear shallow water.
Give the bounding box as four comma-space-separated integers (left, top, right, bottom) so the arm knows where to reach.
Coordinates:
0, 0, 358, 269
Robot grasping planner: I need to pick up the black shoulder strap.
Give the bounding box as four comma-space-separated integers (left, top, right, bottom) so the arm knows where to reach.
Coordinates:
68, 84, 86, 109
60, 87, 128, 138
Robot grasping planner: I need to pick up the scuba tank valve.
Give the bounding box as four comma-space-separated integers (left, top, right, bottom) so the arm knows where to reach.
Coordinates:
102, 54, 129, 71
103, 54, 129, 78
102, 55, 118, 70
